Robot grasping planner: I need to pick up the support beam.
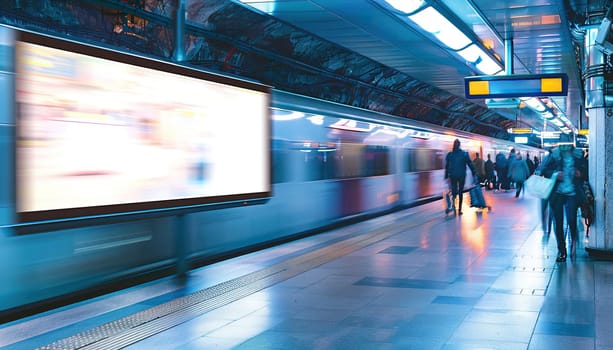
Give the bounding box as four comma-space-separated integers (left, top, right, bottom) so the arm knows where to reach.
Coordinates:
172, 0, 185, 62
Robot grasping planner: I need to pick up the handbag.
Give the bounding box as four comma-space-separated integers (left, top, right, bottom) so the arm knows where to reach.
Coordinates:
524, 175, 555, 199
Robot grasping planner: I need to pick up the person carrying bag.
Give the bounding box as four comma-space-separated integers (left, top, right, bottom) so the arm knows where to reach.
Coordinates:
540, 141, 588, 262
444, 139, 477, 215
524, 174, 556, 200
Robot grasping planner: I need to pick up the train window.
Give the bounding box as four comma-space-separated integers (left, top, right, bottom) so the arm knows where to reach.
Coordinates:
333, 144, 390, 179
364, 145, 390, 176
302, 148, 336, 181
434, 150, 445, 170
405, 149, 445, 172
334, 143, 364, 179
271, 142, 291, 184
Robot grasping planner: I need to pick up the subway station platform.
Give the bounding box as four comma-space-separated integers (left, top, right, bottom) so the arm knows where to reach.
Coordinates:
1, 189, 611, 350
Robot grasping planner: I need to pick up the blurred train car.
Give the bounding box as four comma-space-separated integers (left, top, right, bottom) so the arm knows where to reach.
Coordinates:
0, 88, 544, 321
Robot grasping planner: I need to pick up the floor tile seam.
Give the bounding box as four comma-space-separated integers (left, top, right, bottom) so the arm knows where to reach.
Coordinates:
259, 204, 441, 266
458, 224, 558, 349
522, 226, 564, 350
430, 216, 532, 350
443, 310, 536, 347
278, 209, 443, 271
591, 259, 605, 344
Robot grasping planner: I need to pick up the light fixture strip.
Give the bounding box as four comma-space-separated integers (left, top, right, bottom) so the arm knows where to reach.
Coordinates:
383, 0, 427, 15
384, 0, 503, 75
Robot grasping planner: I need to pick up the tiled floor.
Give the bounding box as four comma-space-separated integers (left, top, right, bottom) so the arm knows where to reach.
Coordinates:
2, 190, 612, 350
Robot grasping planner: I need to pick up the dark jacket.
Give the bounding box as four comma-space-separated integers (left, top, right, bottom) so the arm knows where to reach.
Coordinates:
484, 159, 494, 177
495, 153, 507, 171
541, 147, 587, 202
526, 157, 536, 175
445, 149, 476, 179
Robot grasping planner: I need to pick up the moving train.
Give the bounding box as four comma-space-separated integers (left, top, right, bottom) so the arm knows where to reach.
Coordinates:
0, 24, 544, 321
0, 88, 543, 321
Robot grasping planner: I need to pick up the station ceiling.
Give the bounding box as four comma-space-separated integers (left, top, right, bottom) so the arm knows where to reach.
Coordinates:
0, 0, 610, 143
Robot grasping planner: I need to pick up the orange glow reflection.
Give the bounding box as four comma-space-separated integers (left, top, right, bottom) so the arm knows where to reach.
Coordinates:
462, 225, 487, 254
541, 15, 561, 25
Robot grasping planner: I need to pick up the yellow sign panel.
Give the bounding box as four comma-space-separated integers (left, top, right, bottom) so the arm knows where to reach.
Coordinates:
468, 81, 489, 96
541, 78, 563, 93
508, 128, 532, 134
578, 129, 589, 135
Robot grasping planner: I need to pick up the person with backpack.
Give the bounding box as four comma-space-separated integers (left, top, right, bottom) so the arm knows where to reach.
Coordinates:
444, 139, 477, 215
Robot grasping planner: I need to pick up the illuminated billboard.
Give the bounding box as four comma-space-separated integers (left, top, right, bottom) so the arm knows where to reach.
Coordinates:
14, 30, 271, 223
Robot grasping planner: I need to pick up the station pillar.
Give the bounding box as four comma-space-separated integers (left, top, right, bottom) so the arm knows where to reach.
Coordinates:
584, 25, 613, 258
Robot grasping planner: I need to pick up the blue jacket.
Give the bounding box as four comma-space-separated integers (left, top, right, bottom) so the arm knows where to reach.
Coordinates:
509, 156, 530, 182
495, 152, 507, 171
541, 147, 587, 201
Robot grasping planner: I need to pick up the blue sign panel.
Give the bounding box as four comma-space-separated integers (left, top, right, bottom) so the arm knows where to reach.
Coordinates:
465, 73, 568, 99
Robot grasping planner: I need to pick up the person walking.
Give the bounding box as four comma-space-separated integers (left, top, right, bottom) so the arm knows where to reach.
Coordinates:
495, 151, 508, 191
506, 148, 516, 190
509, 152, 530, 198
472, 152, 485, 184
534, 154, 554, 235
484, 154, 495, 190
444, 139, 477, 215
525, 152, 536, 175
541, 141, 588, 262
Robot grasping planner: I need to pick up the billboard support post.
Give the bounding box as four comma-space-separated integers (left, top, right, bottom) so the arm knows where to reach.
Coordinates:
175, 214, 188, 277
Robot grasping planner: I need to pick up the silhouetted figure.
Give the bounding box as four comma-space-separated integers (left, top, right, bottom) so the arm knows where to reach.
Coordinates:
541, 143, 588, 262
444, 139, 477, 215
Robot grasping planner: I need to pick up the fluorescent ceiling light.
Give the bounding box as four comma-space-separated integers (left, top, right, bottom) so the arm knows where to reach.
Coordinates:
542, 111, 555, 119
385, 0, 425, 14
408, 7, 471, 50
475, 54, 503, 74
521, 97, 546, 112
457, 44, 481, 62
552, 119, 565, 127
539, 38, 561, 43
457, 45, 503, 74
384, 1, 502, 75
236, 0, 276, 13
